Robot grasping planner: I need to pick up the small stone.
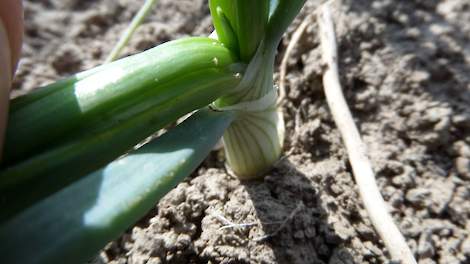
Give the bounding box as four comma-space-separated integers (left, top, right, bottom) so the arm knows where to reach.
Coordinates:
429, 23, 451, 35
363, 241, 382, 257
304, 227, 316, 238
410, 70, 430, 84
332, 220, 356, 241
424, 219, 449, 232
434, 116, 450, 132
389, 191, 404, 208
405, 188, 430, 207
170, 188, 186, 205
422, 41, 437, 56
443, 237, 463, 258
428, 179, 455, 215
447, 186, 470, 225
51, 45, 83, 75
429, 59, 452, 81
315, 236, 330, 256
456, 157, 470, 180
176, 234, 191, 249
329, 183, 344, 196
427, 107, 451, 124
355, 222, 376, 241
146, 258, 163, 264
452, 141, 470, 158
391, 165, 416, 188
461, 237, 470, 257
400, 217, 422, 237
417, 231, 435, 258
162, 232, 178, 251
452, 114, 470, 129
395, 13, 409, 24
329, 248, 355, 264
405, 27, 420, 39
294, 230, 305, 240
418, 258, 437, 264
325, 227, 344, 244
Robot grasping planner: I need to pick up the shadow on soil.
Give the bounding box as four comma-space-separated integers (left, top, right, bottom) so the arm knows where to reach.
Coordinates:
242, 159, 355, 264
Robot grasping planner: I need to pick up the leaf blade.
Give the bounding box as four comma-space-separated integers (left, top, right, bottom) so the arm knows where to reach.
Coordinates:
0, 107, 234, 264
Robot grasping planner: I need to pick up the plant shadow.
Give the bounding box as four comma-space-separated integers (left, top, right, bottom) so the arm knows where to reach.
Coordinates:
242, 159, 356, 264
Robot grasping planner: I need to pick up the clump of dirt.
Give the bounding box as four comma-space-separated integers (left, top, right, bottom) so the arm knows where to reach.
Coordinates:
17, 0, 470, 263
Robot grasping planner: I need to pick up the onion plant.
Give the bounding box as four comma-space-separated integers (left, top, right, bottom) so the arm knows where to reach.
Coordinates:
0, 0, 306, 263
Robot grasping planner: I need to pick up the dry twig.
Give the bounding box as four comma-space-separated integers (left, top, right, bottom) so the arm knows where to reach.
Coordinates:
253, 201, 304, 242
212, 212, 260, 231
212, 202, 304, 242
278, 14, 312, 106
318, 4, 417, 264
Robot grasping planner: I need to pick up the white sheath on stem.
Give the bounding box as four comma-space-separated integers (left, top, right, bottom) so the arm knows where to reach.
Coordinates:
318, 4, 417, 264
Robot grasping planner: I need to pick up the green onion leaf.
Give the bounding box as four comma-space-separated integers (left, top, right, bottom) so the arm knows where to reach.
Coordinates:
0, 37, 243, 218
3, 37, 239, 165
0, 108, 234, 264
265, 0, 307, 51
209, 0, 239, 56
209, 0, 270, 62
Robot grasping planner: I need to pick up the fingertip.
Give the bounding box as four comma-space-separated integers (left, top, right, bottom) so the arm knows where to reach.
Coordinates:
0, 0, 23, 75
0, 20, 12, 161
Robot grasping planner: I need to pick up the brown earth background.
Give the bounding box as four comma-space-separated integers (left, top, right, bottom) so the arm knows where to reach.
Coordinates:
16, 0, 470, 263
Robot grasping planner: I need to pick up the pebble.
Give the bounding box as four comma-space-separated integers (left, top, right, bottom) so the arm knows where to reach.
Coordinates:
391, 165, 416, 188
304, 227, 316, 238
326, 224, 347, 244
447, 186, 470, 225
456, 157, 470, 180
405, 27, 421, 39
419, 258, 437, 264
429, 179, 455, 215
443, 237, 463, 257
389, 189, 405, 208
405, 188, 430, 207
329, 248, 355, 264
452, 114, 470, 129
453, 141, 470, 158
176, 234, 191, 249
429, 23, 451, 35
147, 258, 163, 264
400, 217, 422, 237
418, 231, 435, 258
363, 241, 382, 257
461, 237, 470, 257
427, 107, 451, 126
410, 70, 430, 84
294, 230, 305, 240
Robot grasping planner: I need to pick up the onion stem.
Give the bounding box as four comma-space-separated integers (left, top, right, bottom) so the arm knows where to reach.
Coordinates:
210, 0, 306, 179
